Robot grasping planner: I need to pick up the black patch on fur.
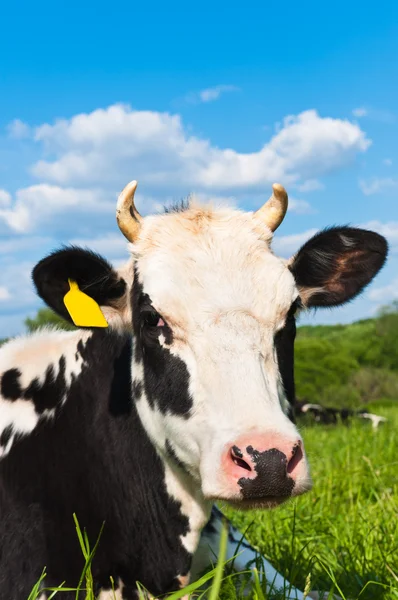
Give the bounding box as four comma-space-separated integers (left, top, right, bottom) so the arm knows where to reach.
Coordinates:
294, 400, 369, 426
2, 359, 68, 416
0, 331, 193, 599
237, 446, 294, 499
132, 380, 143, 401
1, 369, 22, 400
32, 246, 126, 326
76, 339, 85, 357
0, 425, 13, 448
23, 356, 67, 413
274, 300, 298, 417
131, 270, 193, 417
122, 586, 140, 600
290, 227, 388, 308
108, 340, 133, 417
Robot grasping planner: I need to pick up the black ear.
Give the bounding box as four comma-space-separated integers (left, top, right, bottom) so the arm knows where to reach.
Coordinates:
290, 227, 388, 308
32, 246, 127, 325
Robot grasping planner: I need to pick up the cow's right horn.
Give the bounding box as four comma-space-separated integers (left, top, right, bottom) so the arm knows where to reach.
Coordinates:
254, 183, 288, 232
116, 180, 142, 243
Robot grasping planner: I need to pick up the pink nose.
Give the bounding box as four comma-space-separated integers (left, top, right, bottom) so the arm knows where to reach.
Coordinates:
222, 433, 305, 499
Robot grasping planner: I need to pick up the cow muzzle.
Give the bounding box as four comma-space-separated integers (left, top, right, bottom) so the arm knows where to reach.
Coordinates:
203, 432, 312, 509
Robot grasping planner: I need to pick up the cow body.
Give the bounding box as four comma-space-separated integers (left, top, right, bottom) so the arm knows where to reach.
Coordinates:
0, 329, 306, 600
0, 329, 208, 598
0, 182, 388, 599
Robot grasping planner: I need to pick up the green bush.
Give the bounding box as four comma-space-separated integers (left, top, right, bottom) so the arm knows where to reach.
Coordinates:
24, 307, 76, 333
295, 303, 398, 408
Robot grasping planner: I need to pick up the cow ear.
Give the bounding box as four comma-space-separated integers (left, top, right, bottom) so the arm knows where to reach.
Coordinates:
289, 227, 388, 308
32, 247, 127, 328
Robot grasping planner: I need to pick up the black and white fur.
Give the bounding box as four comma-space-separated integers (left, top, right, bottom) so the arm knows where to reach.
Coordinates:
0, 200, 387, 599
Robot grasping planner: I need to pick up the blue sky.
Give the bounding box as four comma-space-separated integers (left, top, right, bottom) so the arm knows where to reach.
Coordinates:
1, 0, 398, 337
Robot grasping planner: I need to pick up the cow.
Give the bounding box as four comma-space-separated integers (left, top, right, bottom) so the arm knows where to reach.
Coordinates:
0, 180, 388, 600
295, 400, 387, 429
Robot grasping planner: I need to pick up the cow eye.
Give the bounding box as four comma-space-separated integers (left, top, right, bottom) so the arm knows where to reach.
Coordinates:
142, 310, 165, 328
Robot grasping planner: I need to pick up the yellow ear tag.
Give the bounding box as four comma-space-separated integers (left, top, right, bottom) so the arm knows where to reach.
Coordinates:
63, 279, 108, 328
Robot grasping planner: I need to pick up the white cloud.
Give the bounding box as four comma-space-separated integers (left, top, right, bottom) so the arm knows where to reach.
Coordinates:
68, 233, 129, 260
359, 220, 398, 252
0, 102, 387, 338
383, 158, 392, 166
0, 287, 11, 301
0, 236, 54, 255
359, 177, 398, 196
352, 107, 368, 118
7, 119, 31, 139
186, 85, 239, 104
0, 184, 115, 233
272, 228, 318, 258
199, 85, 239, 103
0, 261, 37, 313
31, 104, 370, 196
294, 179, 324, 192
368, 278, 398, 303
352, 106, 395, 123
288, 197, 313, 215
0, 105, 371, 240
0, 190, 12, 208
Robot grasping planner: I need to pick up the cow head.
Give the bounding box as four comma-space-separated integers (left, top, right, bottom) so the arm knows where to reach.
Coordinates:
33, 181, 388, 509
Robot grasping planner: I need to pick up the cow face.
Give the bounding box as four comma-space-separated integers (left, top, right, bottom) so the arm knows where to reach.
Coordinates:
33, 182, 388, 509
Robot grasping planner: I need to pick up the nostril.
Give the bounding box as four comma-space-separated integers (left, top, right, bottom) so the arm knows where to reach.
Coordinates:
230, 446, 252, 472
287, 442, 303, 475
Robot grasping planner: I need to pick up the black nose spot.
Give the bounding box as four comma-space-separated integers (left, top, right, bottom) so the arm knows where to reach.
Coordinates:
238, 448, 295, 499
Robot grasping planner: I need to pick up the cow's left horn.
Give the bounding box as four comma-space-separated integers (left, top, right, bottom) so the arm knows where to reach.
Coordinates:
116, 180, 142, 242
255, 183, 288, 232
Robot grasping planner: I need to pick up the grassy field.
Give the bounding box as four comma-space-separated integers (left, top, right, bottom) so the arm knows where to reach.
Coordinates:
221, 403, 398, 600
29, 404, 398, 600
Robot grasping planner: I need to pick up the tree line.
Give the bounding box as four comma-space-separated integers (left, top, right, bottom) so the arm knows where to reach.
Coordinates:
1, 302, 398, 408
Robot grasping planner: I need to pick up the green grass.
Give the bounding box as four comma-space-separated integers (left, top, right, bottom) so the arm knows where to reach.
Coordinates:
29, 406, 398, 600
222, 404, 398, 599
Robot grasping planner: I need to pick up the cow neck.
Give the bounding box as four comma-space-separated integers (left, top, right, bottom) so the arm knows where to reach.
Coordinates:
81, 329, 211, 558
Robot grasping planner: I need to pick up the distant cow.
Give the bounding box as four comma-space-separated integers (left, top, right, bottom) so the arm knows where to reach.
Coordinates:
295, 400, 387, 429
0, 181, 387, 599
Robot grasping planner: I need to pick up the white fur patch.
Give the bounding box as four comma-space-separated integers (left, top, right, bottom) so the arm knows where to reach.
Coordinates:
359, 412, 387, 429
301, 403, 323, 413
0, 328, 91, 459
97, 579, 124, 600
130, 203, 310, 503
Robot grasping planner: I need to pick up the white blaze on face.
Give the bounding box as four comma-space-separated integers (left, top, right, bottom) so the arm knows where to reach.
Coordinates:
131, 203, 306, 501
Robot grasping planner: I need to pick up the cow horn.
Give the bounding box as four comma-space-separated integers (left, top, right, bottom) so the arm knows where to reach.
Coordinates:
116, 180, 142, 242
255, 183, 288, 232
